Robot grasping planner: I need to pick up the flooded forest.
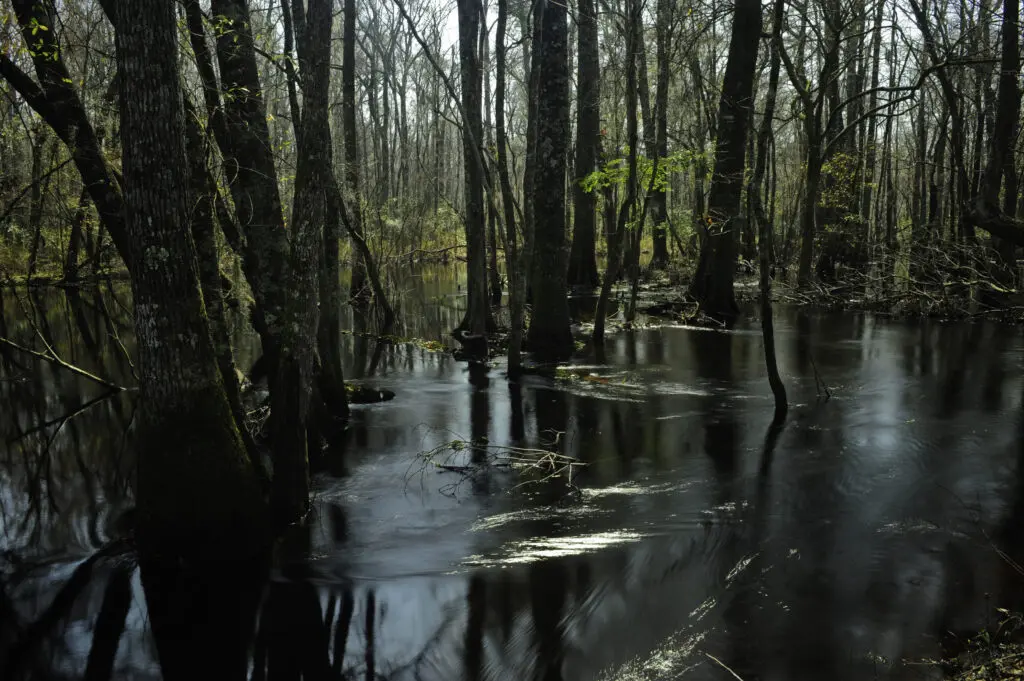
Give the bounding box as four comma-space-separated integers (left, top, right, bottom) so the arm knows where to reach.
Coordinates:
1, 0, 1023, 678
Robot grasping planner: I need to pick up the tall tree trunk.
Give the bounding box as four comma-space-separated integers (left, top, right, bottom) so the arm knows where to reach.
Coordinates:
343, 0, 370, 303
183, 98, 259, 463
981, 0, 1021, 219
208, 0, 291, 375
860, 0, 885, 244
688, 0, 762, 323
566, 0, 601, 289
270, 0, 336, 521
455, 0, 493, 336
526, 0, 573, 361
649, 0, 672, 269
26, 129, 54, 279
496, 0, 526, 372
114, 0, 266, 555
751, 0, 787, 422
594, 0, 638, 345
481, 8, 503, 306
63, 188, 89, 283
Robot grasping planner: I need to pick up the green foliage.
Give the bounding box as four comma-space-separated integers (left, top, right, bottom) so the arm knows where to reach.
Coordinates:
820, 152, 860, 210
580, 148, 711, 196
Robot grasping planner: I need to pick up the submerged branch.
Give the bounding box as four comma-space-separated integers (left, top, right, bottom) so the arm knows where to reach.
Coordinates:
0, 336, 128, 391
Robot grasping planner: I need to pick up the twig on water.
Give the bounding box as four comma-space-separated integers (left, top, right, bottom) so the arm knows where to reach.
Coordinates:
809, 352, 831, 401
705, 652, 745, 680
407, 431, 585, 499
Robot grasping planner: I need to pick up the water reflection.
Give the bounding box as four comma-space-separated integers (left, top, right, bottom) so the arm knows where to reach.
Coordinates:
2, 279, 1024, 680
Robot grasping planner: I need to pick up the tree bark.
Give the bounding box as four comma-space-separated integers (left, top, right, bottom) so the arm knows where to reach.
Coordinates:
751, 0, 787, 422
343, 0, 370, 303
114, 0, 266, 556
688, 0, 762, 323
594, 0, 639, 345
526, 0, 573, 362
496, 0, 526, 373
455, 0, 493, 336
566, 0, 601, 289
208, 0, 291, 371
183, 97, 258, 463
270, 0, 336, 521
649, 0, 672, 269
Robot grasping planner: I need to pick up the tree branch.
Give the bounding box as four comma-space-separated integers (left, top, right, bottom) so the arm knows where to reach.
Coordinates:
0, 336, 128, 391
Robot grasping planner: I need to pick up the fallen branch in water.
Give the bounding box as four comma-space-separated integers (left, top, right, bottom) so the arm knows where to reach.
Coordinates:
0, 335, 128, 391
407, 431, 585, 499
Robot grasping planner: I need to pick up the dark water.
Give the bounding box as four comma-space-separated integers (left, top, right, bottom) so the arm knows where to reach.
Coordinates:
3, 269, 1024, 680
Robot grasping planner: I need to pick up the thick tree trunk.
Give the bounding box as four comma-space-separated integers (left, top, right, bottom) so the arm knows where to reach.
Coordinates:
114, 0, 266, 555
688, 0, 762, 323
526, 0, 573, 362
566, 0, 601, 290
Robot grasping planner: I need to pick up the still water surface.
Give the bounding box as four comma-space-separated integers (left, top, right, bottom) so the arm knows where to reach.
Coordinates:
2, 268, 1024, 680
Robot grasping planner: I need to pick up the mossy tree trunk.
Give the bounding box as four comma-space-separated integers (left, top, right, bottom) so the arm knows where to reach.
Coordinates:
114, 0, 267, 555
183, 98, 258, 461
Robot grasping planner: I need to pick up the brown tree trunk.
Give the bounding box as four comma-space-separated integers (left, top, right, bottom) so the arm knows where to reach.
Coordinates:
63, 188, 89, 283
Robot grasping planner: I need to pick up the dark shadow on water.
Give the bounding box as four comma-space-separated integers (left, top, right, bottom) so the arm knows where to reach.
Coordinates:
142, 556, 267, 681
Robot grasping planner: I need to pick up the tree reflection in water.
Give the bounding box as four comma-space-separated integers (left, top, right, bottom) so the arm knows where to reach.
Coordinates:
5, 286, 1024, 680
